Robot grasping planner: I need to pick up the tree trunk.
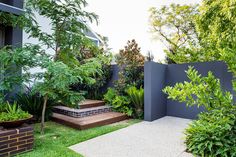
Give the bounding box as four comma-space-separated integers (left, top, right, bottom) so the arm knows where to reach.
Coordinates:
41, 95, 48, 134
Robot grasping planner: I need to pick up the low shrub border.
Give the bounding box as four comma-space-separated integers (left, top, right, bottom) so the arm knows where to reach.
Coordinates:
0, 125, 34, 157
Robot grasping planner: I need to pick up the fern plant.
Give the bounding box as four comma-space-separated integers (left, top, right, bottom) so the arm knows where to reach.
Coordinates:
127, 86, 144, 118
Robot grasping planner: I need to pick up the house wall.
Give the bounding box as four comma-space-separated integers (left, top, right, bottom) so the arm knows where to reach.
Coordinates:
144, 61, 233, 121
0, 1, 24, 97
0, 1, 24, 47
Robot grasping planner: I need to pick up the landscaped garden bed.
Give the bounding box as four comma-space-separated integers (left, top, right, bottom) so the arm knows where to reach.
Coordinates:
0, 125, 34, 157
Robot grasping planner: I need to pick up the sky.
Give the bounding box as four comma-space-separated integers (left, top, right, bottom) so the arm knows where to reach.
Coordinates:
86, 0, 201, 62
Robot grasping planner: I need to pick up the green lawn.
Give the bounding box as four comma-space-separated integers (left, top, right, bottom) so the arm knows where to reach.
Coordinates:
19, 119, 140, 157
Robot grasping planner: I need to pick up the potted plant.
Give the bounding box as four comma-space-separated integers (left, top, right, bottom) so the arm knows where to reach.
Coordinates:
0, 102, 32, 128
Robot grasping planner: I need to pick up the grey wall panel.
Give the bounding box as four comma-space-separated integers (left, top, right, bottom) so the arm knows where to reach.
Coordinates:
166, 61, 233, 119
144, 62, 167, 121
144, 61, 233, 121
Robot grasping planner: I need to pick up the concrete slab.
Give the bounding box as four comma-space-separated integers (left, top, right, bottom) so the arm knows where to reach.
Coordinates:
69, 116, 193, 157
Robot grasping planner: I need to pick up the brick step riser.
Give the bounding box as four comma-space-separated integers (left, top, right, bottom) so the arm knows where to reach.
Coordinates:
53, 107, 112, 118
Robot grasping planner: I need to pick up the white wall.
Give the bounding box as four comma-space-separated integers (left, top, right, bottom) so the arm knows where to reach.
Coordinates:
23, 13, 54, 75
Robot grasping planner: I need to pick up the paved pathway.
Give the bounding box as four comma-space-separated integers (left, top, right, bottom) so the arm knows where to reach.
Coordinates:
69, 116, 193, 157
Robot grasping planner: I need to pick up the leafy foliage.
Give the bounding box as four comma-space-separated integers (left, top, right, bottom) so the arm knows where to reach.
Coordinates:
163, 67, 236, 156
149, 1, 236, 91
149, 4, 203, 63
163, 66, 233, 110
0, 102, 31, 122
185, 107, 236, 157
73, 45, 113, 100
103, 88, 133, 116
25, 0, 98, 61
127, 86, 144, 118
103, 88, 117, 105
21, 0, 104, 134
34, 61, 92, 108
0, 45, 47, 102
195, 0, 236, 90
111, 95, 132, 116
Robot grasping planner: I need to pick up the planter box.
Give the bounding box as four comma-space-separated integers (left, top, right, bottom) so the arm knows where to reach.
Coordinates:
0, 125, 34, 157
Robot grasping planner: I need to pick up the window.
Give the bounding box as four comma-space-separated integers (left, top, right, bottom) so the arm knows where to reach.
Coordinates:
0, 26, 5, 48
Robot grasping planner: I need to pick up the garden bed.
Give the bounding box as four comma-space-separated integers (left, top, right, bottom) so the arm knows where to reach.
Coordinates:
0, 124, 34, 157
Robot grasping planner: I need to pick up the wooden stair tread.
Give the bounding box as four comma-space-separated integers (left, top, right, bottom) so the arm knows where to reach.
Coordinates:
52, 112, 128, 130
79, 99, 105, 109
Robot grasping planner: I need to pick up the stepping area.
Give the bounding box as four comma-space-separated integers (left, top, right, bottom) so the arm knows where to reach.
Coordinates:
69, 116, 193, 157
52, 100, 128, 130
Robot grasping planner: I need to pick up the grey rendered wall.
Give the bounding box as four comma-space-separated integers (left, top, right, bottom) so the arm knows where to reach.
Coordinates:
144, 61, 233, 121
144, 62, 167, 121
166, 61, 232, 119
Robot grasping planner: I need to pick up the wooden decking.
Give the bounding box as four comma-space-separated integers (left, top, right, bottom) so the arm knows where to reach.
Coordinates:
79, 100, 105, 109
52, 99, 128, 130
52, 112, 128, 130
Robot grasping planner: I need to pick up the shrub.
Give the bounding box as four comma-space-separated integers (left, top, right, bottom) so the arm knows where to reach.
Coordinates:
115, 39, 145, 94
185, 107, 236, 157
163, 66, 236, 157
103, 88, 117, 105
74, 64, 113, 100
112, 95, 132, 116
127, 86, 144, 119
163, 66, 233, 110
104, 88, 133, 116
0, 102, 31, 122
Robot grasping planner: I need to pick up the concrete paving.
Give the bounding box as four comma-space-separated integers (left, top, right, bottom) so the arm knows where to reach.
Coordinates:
69, 116, 193, 157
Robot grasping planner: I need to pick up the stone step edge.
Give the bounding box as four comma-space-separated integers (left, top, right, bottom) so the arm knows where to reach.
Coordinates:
53, 106, 112, 118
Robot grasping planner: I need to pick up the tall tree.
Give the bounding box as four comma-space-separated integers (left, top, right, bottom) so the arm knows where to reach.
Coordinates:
25, 0, 98, 63
149, 0, 236, 89
149, 4, 199, 63
196, 0, 236, 76
24, 0, 104, 133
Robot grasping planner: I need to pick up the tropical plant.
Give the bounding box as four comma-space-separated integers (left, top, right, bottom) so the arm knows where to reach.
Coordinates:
103, 88, 117, 105
127, 86, 144, 118
0, 102, 31, 122
163, 67, 236, 156
17, 88, 54, 122
111, 95, 132, 116
104, 88, 133, 116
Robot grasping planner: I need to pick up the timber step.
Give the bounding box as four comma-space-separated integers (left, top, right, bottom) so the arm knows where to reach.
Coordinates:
79, 100, 105, 109
53, 105, 112, 118
52, 112, 128, 130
